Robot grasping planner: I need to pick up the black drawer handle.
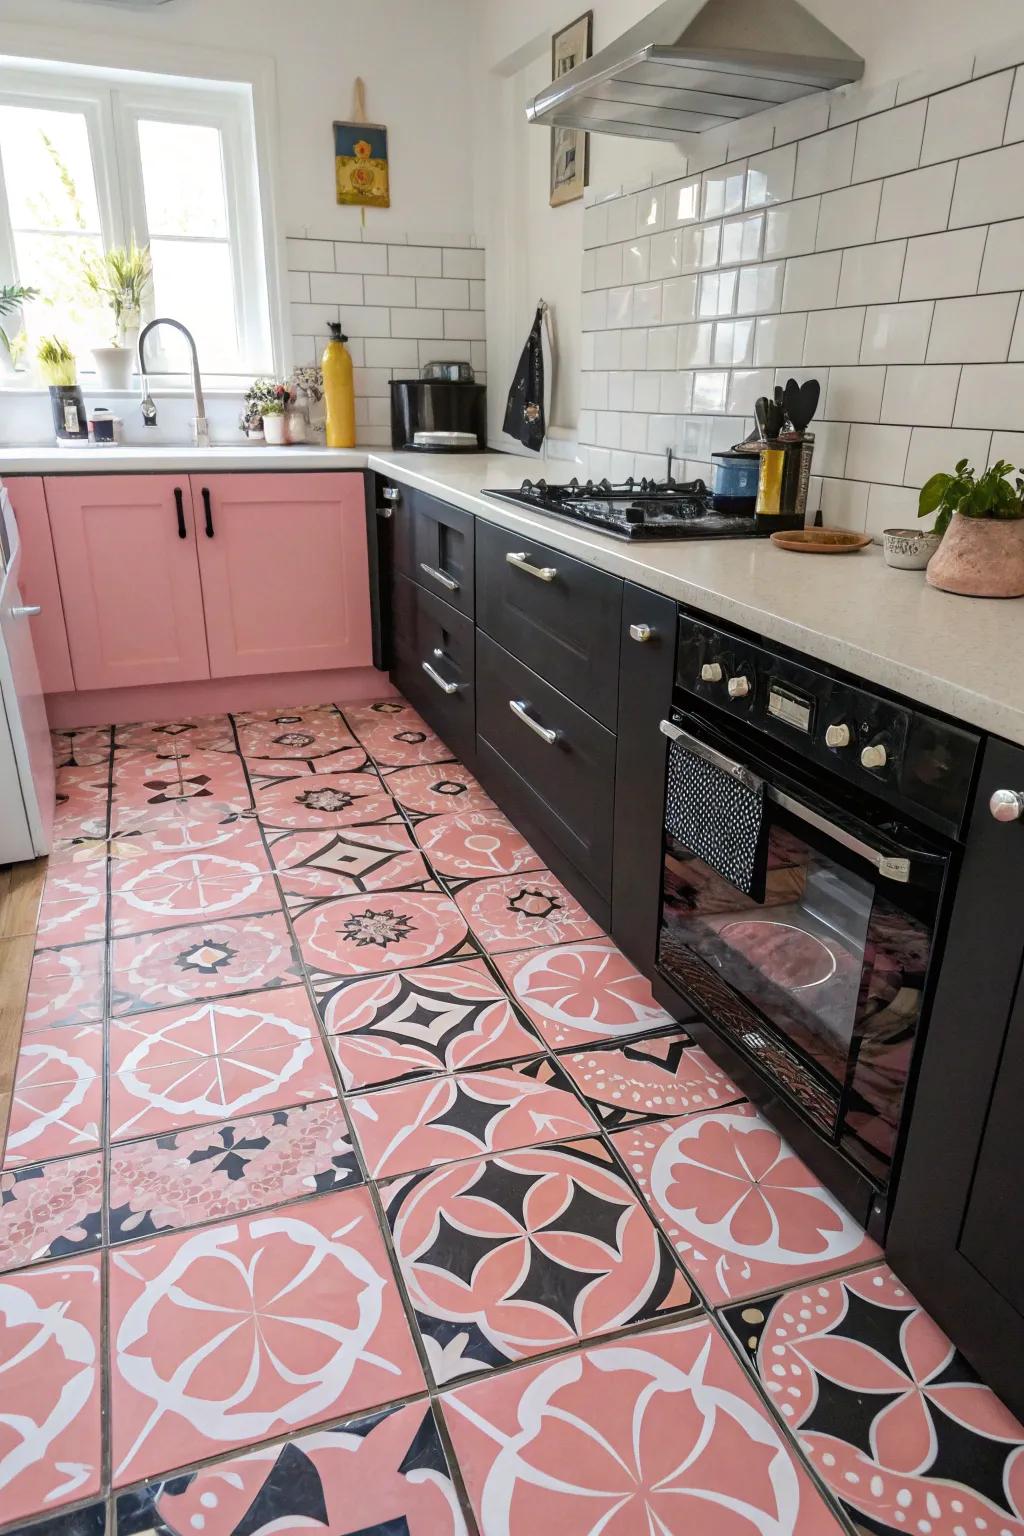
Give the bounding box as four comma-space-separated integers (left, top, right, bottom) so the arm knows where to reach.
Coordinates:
510, 698, 558, 745
420, 561, 458, 593
422, 659, 458, 695
507, 550, 556, 582
202, 486, 214, 538
174, 486, 187, 539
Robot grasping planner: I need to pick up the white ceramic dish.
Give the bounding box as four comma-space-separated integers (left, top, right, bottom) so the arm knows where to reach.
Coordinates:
883, 527, 943, 570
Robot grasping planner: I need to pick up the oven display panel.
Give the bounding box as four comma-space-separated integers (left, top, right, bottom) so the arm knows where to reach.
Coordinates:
768, 681, 813, 733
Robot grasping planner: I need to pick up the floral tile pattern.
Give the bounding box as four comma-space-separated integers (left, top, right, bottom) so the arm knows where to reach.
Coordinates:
109, 1187, 425, 1484
495, 939, 677, 1048
344, 700, 454, 767
723, 1265, 1024, 1536
613, 1104, 881, 1304
52, 725, 111, 769
293, 889, 474, 978
561, 1032, 744, 1127
4, 1029, 105, 1168
415, 808, 544, 879
108, 1101, 361, 1244
0, 1257, 102, 1523
114, 715, 236, 755
114, 1401, 467, 1536
348, 1060, 597, 1179
385, 762, 495, 818
235, 705, 363, 768
317, 959, 543, 1089
252, 769, 396, 832
455, 871, 604, 955
110, 912, 300, 1015
109, 846, 279, 936
385, 1137, 695, 1383
52, 765, 110, 841
268, 820, 432, 900
22, 945, 105, 1032
0, 1153, 103, 1270
442, 1317, 845, 1535
34, 859, 107, 947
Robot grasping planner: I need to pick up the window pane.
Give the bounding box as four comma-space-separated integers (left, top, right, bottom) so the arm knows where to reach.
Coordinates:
138, 120, 228, 238
0, 105, 100, 231
13, 232, 105, 358
149, 238, 238, 368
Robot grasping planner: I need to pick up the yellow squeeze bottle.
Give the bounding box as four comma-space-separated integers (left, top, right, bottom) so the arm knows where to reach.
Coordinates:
322, 321, 356, 448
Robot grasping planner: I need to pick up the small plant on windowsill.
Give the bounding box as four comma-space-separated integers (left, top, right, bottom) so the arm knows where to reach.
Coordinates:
84, 237, 153, 391
260, 383, 294, 445
240, 377, 278, 440
37, 336, 88, 443
0, 283, 39, 376
918, 458, 1024, 598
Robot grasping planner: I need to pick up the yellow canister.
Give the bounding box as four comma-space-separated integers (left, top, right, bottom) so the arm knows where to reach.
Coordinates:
322, 321, 356, 449
756, 446, 785, 516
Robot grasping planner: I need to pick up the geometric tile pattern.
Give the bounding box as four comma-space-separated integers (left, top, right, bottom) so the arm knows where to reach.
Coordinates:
0, 695, 1016, 1533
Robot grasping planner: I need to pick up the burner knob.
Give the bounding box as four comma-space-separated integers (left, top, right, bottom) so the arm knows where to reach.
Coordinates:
990, 789, 1024, 822
861, 743, 887, 771
825, 723, 852, 749
700, 663, 723, 684
727, 675, 751, 699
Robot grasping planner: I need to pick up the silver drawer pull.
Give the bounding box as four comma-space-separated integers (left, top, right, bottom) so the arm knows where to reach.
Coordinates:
382, 486, 401, 502
376, 506, 394, 520
420, 562, 459, 593
506, 550, 556, 582
510, 698, 558, 745
629, 623, 653, 642
422, 660, 458, 695
10, 604, 42, 618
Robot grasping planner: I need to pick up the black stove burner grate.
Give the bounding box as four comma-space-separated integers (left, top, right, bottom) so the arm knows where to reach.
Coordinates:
483, 473, 771, 541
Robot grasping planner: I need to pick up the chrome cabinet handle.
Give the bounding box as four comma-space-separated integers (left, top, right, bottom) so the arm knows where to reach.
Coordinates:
382, 486, 401, 502
376, 506, 394, 520
990, 789, 1024, 822
10, 604, 41, 618
510, 699, 558, 745
629, 623, 653, 642
420, 562, 459, 592
422, 660, 458, 695
506, 551, 556, 582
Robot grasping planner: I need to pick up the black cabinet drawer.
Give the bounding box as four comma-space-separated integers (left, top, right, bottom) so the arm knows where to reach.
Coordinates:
476, 631, 615, 899
387, 481, 474, 619
390, 573, 475, 764
475, 519, 622, 728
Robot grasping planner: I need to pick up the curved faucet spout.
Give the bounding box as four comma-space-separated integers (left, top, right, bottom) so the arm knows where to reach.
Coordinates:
138, 317, 209, 446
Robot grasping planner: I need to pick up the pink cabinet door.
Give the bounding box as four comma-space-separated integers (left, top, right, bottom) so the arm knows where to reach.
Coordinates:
44, 475, 210, 690
4, 476, 74, 693
191, 472, 373, 678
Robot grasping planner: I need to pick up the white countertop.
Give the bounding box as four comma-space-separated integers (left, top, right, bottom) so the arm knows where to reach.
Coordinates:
2, 442, 1020, 746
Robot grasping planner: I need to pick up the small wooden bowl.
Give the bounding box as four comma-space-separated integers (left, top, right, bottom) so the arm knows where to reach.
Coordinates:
770, 528, 872, 554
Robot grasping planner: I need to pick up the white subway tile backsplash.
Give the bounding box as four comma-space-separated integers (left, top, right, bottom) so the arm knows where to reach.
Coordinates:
661, 371, 694, 412
875, 162, 956, 241
387, 246, 442, 277
746, 145, 796, 209
666, 176, 702, 225
620, 413, 649, 452
469, 280, 485, 310
677, 321, 714, 368
581, 372, 608, 410
846, 423, 912, 482
443, 310, 486, 340
416, 277, 470, 308
988, 429, 1024, 463
622, 239, 651, 284
680, 223, 722, 273
647, 326, 679, 369
816, 182, 882, 251
1008, 301, 1024, 360
650, 228, 683, 280
334, 242, 388, 274
637, 187, 666, 234
851, 101, 926, 182
443, 248, 485, 279
364, 337, 419, 367
608, 285, 636, 328
803, 307, 866, 365
860, 302, 933, 363
754, 312, 807, 367
308, 272, 365, 305
782, 250, 841, 311
391, 308, 444, 338
733, 262, 783, 316
880, 364, 960, 426
810, 420, 851, 477
595, 242, 624, 288
634, 372, 661, 412
949, 140, 1024, 227
632, 282, 664, 326
825, 365, 887, 422
364, 274, 417, 307
702, 162, 747, 219
903, 427, 992, 486
830, 80, 898, 129
608, 371, 635, 410
583, 202, 609, 249
954, 364, 1024, 428
594, 411, 621, 449
726, 368, 772, 415
594, 329, 622, 368
900, 227, 987, 300
691, 370, 730, 412
1004, 67, 1024, 144
721, 213, 764, 265
288, 271, 310, 303
979, 218, 1024, 290
794, 124, 856, 197
662, 275, 699, 324
927, 293, 1018, 362
607, 195, 638, 242
921, 71, 1013, 166
764, 197, 820, 259
771, 94, 831, 147
620, 328, 648, 369
292, 300, 337, 332
865, 481, 922, 537
287, 237, 334, 271
820, 476, 869, 530
337, 305, 392, 337
713, 318, 755, 367
699, 269, 738, 318
837, 241, 906, 307
582, 289, 608, 331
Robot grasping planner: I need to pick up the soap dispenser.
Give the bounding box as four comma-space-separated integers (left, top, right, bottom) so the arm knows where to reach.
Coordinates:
322, 321, 356, 448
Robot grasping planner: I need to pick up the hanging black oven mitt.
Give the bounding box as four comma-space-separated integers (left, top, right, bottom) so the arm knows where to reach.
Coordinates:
665, 737, 769, 903
503, 303, 546, 452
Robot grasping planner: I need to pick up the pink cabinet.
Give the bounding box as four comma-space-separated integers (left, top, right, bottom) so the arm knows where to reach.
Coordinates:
5, 476, 74, 693
44, 475, 211, 690
191, 472, 372, 678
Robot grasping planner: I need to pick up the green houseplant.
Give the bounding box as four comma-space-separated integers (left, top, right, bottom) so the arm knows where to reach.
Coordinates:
37, 336, 88, 442
0, 283, 39, 375
84, 237, 152, 389
918, 458, 1024, 598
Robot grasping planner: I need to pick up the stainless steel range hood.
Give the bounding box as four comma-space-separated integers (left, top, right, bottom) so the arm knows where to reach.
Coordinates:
526, 0, 863, 143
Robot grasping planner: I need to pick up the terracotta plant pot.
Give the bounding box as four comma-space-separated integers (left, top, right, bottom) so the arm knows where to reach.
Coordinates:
926, 513, 1024, 598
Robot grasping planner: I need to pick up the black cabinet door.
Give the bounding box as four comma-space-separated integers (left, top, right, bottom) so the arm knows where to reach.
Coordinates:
394, 484, 475, 619
389, 573, 475, 765
611, 585, 678, 978
887, 735, 1024, 1418
475, 518, 623, 727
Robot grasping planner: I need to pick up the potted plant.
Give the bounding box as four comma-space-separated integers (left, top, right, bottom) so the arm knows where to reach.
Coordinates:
37, 336, 88, 441
918, 458, 1024, 598
260, 382, 295, 445
0, 283, 38, 376
240, 377, 278, 441
84, 237, 152, 390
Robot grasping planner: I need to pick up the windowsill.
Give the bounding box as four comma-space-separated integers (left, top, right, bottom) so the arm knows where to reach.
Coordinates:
0, 378, 256, 396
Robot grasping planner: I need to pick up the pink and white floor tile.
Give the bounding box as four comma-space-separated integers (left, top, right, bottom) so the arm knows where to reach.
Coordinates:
34, 857, 107, 947
0, 1152, 103, 1270
52, 765, 110, 842
614, 1102, 881, 1305
561, 1031, 745, 1127
109, 912, 301, 1015
22, 944, 106, 1032
51, 725, 111, 769
113, 715, 236, 756
293, 888, 476, 979
269, 820, 433, 900
3, 1027, 105, 1168
384, 761, 495, 818
495, 937, 676, 1048
343, 700, 455, 767
108, 846, 280, 937
455, 870, 605, 955
253, 771, 399, 832
414, 807, 544, 879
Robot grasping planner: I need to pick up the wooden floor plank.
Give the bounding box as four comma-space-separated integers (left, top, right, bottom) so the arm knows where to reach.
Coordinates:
0, 858, 47, 940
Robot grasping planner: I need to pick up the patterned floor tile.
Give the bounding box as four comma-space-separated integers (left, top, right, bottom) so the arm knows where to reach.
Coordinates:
0, 1257, 102, 1523
109, 1187, 425, 1485
415, 808, 544, 879
22, 945, 105, 1032
110, 913, 301, 1015
52, 765, 110, 841
114, 715, 236, 755
723, 1264, 1024, 1536
4, 1029, 104, 1168
108, 1100, 361, 1243
109, 847, 279, 937
495, 939, 677, 1047
34, 859, 107, 947
234, 705, 365, 769
166, 750, 252, 811
113, 809, 267, 862
455, 871, 604, 955
613, 1104, 880, 1305
268, 820, 432, 900
561, 1034, 744, 1127
384, 1137, 695, 1384
345, 699, 454, 767
348, 1060, 597, 1179
52, 725, 111, 769
317, 959, 543, 1089
253, 771, 398, 831
0, 1153, 103, 1270
294, 890, 475, 979
442, 1316, 845, 1535
384, 761, 495, 818
114, 1400, 467, 1536
108, 988, 321, 1076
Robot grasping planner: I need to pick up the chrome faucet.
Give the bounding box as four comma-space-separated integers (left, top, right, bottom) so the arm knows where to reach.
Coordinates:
138, 317, 209, 447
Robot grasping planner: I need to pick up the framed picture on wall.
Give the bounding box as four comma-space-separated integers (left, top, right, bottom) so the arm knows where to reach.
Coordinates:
549, 11, 592, 208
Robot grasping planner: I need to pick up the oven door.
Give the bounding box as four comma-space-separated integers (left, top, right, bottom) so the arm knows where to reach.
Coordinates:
656, 713, 950, 1184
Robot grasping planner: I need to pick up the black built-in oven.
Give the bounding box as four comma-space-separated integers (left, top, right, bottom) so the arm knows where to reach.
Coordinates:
656, 609, 980, 1234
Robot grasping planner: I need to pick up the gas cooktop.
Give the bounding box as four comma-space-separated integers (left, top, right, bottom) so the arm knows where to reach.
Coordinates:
484, 476, 763, 541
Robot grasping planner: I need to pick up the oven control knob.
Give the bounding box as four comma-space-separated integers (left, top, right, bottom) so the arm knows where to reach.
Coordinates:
825, 723, 852, 749
861, 743, 888, 771
700, 663, 723, 683
727, 675, 751, 698
990, 789, 1024, 822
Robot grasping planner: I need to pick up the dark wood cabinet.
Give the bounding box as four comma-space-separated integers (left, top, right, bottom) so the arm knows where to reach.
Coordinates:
887, 735, 1024, 1418
393, 483, 475, 619
389, 572, 476, 766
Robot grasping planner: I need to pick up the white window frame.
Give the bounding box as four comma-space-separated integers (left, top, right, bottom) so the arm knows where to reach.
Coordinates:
0, 58, 276, 381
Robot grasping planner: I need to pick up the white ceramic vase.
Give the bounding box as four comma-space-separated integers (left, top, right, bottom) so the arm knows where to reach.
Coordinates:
91, 345, 133, 392
262, 413, 287, 445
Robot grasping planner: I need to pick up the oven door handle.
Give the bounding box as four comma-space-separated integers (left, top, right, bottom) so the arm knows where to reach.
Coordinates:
660, 718, 931, 886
